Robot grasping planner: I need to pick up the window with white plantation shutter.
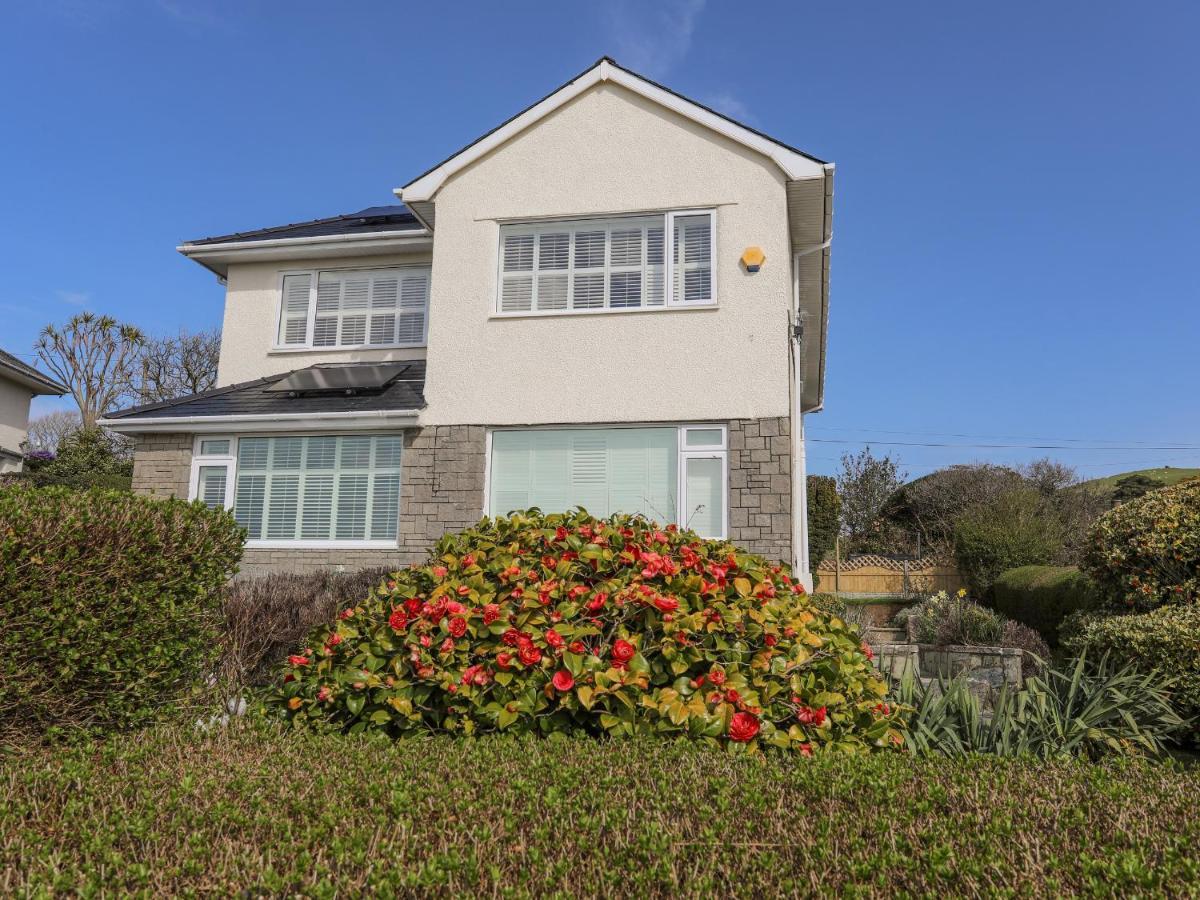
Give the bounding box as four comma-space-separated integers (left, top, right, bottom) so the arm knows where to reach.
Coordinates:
277, 274, 312, 345
192, 434, 403, 545
489, 425, 728, 538
276, 267, 429, 349
497, 211, 712, 314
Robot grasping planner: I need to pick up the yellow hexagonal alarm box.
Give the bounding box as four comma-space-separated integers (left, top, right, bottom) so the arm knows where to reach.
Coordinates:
741, 246, 766, 272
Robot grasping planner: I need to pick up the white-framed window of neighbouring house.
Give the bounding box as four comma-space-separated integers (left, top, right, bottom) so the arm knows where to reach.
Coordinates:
274, 266, 430, 350
189, 433, 403, 548
495, 209, 715, 315
485, 424, 727, 538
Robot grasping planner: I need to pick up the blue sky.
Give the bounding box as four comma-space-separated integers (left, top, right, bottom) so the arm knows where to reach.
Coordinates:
2, 0, 1197, 479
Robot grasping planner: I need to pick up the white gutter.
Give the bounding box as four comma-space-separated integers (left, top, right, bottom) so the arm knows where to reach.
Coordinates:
99, 408, 421, 434
790, 255, 813, 592
177, 229, 430, 255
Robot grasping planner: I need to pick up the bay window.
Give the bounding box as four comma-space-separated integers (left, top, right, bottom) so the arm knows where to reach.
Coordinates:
497, 210, 714, 314
189, 434, 403, 547
487, 425, 727, 538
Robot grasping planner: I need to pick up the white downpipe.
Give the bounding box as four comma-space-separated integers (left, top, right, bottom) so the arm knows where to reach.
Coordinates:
791, 337, 812, 593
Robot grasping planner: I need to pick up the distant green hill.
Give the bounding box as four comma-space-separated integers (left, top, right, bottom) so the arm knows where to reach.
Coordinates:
1076, 466, 1200, 495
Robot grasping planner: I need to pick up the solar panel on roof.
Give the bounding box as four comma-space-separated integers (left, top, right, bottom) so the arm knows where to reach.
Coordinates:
265, 363, 409, 394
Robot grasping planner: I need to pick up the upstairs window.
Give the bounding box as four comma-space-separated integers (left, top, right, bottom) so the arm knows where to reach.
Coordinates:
497, 210, 714, 315
276, 266, 430, 349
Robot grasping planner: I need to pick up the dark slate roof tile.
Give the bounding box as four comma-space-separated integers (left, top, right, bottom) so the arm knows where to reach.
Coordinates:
0, 348, 67, 394
185, 205, 423, 247
106, 361, 426, 420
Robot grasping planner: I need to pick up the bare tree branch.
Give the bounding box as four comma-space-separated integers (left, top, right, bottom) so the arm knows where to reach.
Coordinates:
132, 328, 221, 404
22, 409, 82, 454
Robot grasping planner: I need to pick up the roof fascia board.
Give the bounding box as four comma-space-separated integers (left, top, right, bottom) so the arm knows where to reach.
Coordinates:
397, 60, 826, 205
0, 364, 66, 395
100, 408, 421, 434
178, 229, 430, 256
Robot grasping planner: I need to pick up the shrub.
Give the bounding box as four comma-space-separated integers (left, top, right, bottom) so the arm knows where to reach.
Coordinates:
1082, 479, 1200, 612
6, 726, 1200, 897
992, 565, 1101, 644
0, 485, 244, 740
893, 655, 1185, 759
220, 567, 393, 688
21, 428, 133, 491
268, 510, 902, 753
1064, 605, 1200, 736
953, 489, 1063, 596
902, 591, 1049, 676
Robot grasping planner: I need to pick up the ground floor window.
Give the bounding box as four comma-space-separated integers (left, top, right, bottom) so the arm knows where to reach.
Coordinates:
487, 425, 727, 538
189, 433, 403, 547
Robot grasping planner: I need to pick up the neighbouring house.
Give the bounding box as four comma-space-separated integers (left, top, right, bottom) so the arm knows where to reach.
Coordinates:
100, 58, 833, 585
0, 348, 67, 473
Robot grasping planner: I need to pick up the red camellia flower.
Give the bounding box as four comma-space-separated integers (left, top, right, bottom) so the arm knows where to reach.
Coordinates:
586, 592, 607, 612
288, 655, 310, 667
799, 742, 813, 757
797, 705, 827, 727
326, 633, 343, 647
764, 634, 778, 647
405, 598, 422, 616
440, 638, 455, 653
496, 652, 513, 669
316, 686, 332, 702
433, 565, 448, 578
502, 628, 522, 646
338, 608, 355, 620
456, 585, 471, 596
729, 711, 760, 743
725, 689, 740, 703
445, 600, 466, 615
709, 667, 727, 686
862, 643, 875, 661
555, 526, 569, 541
388, 609, 408, 632
568, 640, 586, 655
449, 616, 468, 638
653, 595, 679, 613
544, 629, 565, 649
462, 554, 475, 567
611, 639, 636, 665
552, 670, 575, 692
518, 644, 543, 666
482, 603, 501, 624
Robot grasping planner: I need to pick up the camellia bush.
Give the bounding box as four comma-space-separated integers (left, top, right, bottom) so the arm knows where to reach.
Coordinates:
1082, 479, 1200, 612
269, 510, 903, 753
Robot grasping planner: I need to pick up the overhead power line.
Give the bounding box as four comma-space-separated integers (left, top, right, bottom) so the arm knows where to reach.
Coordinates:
810, 426, 1198, 446
807, 437, 1200, 452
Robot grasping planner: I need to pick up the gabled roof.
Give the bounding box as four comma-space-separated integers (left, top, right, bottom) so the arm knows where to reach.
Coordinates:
397, 56, 831, 219
0, 348, 67, 395
100, 362, 426, 433
184, 205, 422, 247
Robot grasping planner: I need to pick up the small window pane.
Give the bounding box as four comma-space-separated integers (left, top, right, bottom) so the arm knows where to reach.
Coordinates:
277, 274, 311, 346
673, 213, 713, 304
684, 428, 724, 448
684, 456, 724, 538
197, 466, 228, 510
199, 439, 229, 456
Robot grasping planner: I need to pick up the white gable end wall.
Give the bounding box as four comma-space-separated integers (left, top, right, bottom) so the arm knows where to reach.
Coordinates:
421, 82, 794, 426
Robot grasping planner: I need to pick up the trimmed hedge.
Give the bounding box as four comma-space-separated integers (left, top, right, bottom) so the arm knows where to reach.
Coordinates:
0, 485, 244, 740
1082, 478, 1200, 611
1065, 605, 1200, 737
5, 725, 1200, 896
992, 565, 1100, 644
271, 509, 902, 754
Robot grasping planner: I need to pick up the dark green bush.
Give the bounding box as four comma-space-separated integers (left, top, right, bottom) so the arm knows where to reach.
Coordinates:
5, 725, 1200, 896
992, 565, 1101, 644
1082, 479, 1200, 612
22, 428, 133, 491
1064, 605, 1200, 738
806, 474, 839, 582
0, 485, 244, 740
953, 489, 1063, 596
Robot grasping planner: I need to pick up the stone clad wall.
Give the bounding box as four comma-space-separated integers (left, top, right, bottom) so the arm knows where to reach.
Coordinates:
727, 417, 791, 565
130, 418, 792, 575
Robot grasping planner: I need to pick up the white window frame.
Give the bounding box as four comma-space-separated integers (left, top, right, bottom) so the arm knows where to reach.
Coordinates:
493, 209, 716, 318
189, 433, 404, 549
271, 265, 431, 352
482, 423, 728, 539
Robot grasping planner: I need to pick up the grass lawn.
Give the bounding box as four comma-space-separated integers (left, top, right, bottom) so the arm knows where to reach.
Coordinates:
4, 723, 1199, 897
1076, 466, 1200, 495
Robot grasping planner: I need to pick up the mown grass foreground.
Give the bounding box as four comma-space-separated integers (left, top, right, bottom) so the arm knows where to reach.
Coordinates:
4, 725, 1199, 897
